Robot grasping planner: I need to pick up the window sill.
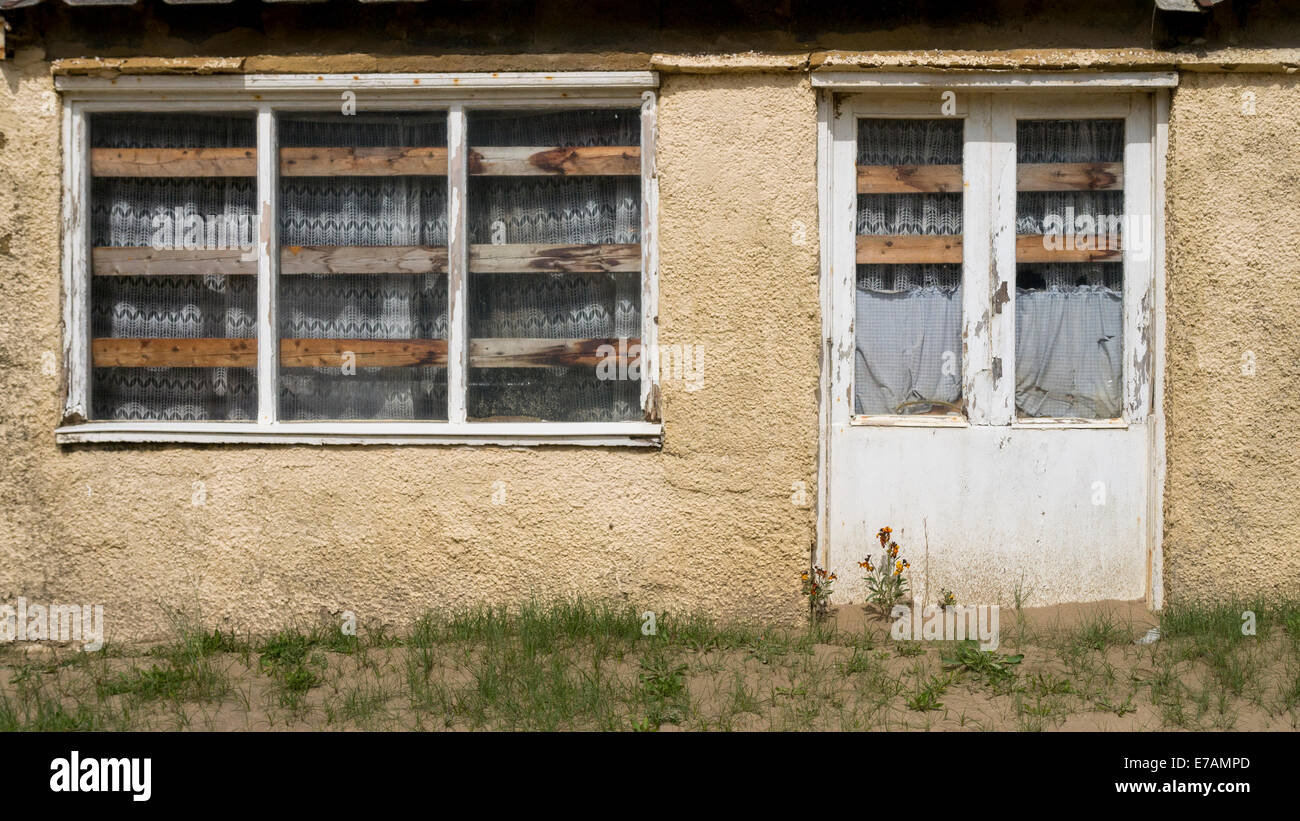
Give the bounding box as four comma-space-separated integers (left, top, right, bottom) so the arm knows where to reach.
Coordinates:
850, 415, 969, 428
54, 421, 663, 447
1012, 418, 1128, 430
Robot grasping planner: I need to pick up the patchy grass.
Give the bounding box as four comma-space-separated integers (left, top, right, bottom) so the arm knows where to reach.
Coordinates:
2, 598, 1298, 731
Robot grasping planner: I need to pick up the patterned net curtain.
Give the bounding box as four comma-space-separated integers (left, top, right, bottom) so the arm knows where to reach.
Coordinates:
1015, 119, 1124, 419
90, 113, 258, 421
854, 118, 964, 416
467, 109, 641, 422
278, 112, 449, 421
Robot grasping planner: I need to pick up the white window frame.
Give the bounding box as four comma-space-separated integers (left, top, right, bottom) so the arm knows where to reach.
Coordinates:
819, 73, 1172, 430
55, 72, 661, 446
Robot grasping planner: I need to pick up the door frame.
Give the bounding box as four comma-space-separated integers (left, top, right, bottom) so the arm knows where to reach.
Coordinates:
814, 73, 1172, 608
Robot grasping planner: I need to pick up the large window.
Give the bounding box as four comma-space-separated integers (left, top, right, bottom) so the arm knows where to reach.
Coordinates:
57, 74, 660, 444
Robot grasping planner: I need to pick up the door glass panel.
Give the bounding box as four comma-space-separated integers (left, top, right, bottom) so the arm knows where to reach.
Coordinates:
853, 118, 964, 417
1015, 118, 1124, 419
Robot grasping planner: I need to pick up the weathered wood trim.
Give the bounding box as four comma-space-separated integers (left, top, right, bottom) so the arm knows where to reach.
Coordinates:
987, 94, 1017, 425
638, 90, 660, 423
54, 420, 663, 447
255, 105, 279, 424
56, 72, 660, 96
961, 94, 993, 426
61, 101, 92, 423
446, 103, 469, 424
812, 71, 1179, 89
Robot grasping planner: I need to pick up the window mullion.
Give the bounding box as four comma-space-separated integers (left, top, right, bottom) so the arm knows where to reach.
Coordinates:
961, 93, 994, 425
987, 96, 1018, 426
256, 105, 279, 425
447, 103, 469, 424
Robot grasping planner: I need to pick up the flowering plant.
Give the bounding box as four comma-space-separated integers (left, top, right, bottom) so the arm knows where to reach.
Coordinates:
801, 565, 836, 621
861, 526, 909, 615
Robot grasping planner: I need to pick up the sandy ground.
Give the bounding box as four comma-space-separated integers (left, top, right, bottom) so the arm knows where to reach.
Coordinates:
2, 599, 1296, 731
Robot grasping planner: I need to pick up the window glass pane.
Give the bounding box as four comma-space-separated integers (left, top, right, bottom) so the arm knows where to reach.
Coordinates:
466, 109, 641, 422
277, 112, 449, 421
854, 118, 963, 417
89, 112, 257, 421
1015, 119, 1123, 419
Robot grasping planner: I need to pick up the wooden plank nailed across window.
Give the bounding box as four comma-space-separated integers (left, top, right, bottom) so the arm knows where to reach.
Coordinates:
92, 146, 640, 178
92, 244, 637, 276
1015, 234, 1122, 262
92, 337, 641, 369
279, 147, 449, 176
279, 245, 449, 275
93, 337, 259, 368
857, 164, 962, 194
92, 147, 448, 177
469, 146, 640, 175
855, 234, 1121, 263
856, 235, 963, 264
856, 162, 1123, 193
1016, 162, 1123, 191
92, 147, 258, 177
279, 339, 449, 367
469, 337, 641, 368
469, 243, 640, 273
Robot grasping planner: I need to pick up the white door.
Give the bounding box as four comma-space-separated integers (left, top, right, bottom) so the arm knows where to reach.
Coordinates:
821, 90, 1164, 608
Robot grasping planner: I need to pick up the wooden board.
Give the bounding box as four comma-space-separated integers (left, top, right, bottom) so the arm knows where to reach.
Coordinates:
469, 337, 641, 368
855, 234, 1122, 263
469, 146, 640, 175
279, 338, 448, 367
93, 146, 640, 177
280, 245, 449, 275
92, 336, 640, 369
1017, 162, 1123, 191
1015, 233, 1122, 262
856, 234, 963, 264
92, 147, 449, 177
278, 147, 448, 176
469, 243, 640, 273
93, 244, 637, 276
92, 147, 257, 177
93, 248, 257, 277
92, 338, 449, 368
857, 164, 962, 194
856, 161, 1123, 193
92, 337, 259, 368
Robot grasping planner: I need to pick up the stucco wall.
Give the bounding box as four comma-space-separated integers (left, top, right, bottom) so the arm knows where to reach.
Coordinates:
1163, 73, 1300, 603
0, 52, 821, 642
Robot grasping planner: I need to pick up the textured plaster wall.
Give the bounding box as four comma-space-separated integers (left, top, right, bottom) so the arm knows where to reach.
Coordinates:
0, 55, 820, 642
1163, 73, 1300, 603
